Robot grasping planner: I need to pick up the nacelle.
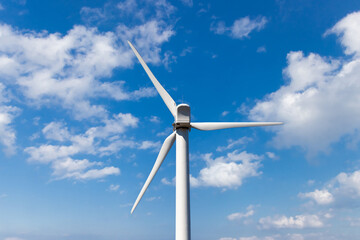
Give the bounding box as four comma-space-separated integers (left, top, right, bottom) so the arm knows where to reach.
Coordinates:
174, 104, 190, 128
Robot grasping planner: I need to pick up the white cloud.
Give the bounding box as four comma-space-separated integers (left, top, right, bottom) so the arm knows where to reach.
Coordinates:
301, 169, 360, 208
146, 196, 161, 201
326, 11, 360, 56
42, 122, 70, 142
299, 189, 334, 205
190, 150, 263, 189
335, 170, 360, 196
287, 234, 304, 240
117, 0, 137, 12
138, 140, 161, 150
81, 0, 176, 29
0, 4, 4, 10
156, 127, 173, 137
228, 205, 255, 221
80, 6, 107, 25
211, 16, 267, 39
117, 20, 174, 65
216, 137, 252, 152
221, 111, 229, 117
161, 177, 173, 185
117, 0, 175, 22
219, 237, 275, 240
4, 238, 25, 240
239, 237, 261, 240
180, 0, 193, 7
25, 113, 154, 180
0, 20, 172, 120
219, 233, 341, 240
265, 152, 277, 160
149, 115, 160, 123
0, 193, 7, 198
108, 184, 120, 191
259, 214, 324, 229
180, 47, 193, 57
75, 167, 120, 180
0, 83, 19, 154
257, 46, 267, 53
249, 11, 360, 155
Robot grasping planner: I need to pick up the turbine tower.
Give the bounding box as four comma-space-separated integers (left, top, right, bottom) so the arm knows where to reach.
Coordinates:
128, 41, 283, 240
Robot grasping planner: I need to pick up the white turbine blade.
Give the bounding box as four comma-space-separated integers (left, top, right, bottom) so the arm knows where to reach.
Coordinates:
128, 41, 177, 118
191, 122, 283, 131
131, 132, 176, 214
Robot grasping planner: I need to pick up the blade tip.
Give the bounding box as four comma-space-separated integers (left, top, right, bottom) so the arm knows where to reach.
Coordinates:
127, 40, 133, 48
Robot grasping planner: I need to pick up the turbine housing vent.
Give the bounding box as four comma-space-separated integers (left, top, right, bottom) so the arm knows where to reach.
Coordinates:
175, 104, 190, 128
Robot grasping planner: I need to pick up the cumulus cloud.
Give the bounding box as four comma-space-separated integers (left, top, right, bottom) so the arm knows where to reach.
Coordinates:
259, 214, 324, 229
211, 16, 267, 39
190, 150, 263, 189
299, 189, 334, 205
301, 169, 360, 208
0, 19, 172, 120
249, 11, 360, 155
326, 11, 360, 56
25, 113, 157, 180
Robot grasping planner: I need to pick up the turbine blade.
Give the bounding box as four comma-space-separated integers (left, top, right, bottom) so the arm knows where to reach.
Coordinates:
191, 122, 283, 131
128, 41, 177, 118
131, 132, 176, 214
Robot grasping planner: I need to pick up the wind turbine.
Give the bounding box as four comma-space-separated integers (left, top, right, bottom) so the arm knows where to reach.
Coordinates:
128, 41, 282, 240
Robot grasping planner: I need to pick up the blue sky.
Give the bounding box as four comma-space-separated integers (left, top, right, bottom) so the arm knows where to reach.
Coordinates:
1, 0, 360, 240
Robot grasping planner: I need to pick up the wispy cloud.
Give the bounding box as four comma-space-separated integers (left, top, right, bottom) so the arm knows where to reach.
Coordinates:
228, 205, 255, 221
216, 137, 252, 152
211, 16, 267, 39
257, 46, 266, 53
108, 184, 120, 192
0, 193, 8, 198
259, 214, 324, 229
25, 113, 157, 180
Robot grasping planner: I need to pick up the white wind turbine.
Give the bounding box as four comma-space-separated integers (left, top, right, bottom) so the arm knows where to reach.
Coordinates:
128, 41, 283, 240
